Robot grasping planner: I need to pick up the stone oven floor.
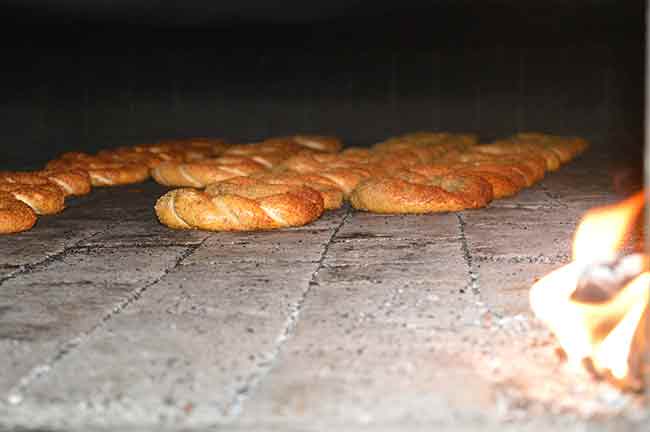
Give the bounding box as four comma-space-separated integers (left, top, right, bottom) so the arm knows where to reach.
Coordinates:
1, 153, 648, 431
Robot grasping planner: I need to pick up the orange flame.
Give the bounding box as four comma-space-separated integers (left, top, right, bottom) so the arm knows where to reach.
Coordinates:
530, 191, 649, 389
572, 192, 645, 262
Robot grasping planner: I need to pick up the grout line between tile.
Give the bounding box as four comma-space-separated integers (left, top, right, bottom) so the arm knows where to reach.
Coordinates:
4, 239, 206, 405
456, 212, 480, 296
0, 221, 120, 288
225, 207, 352, 419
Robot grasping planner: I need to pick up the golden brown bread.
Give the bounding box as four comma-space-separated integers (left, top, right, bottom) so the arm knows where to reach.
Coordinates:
0, 192, 37, 234
350, 167, 493, 214
133, 137, 229, 161
151, 156, 268, 188
46, 153, 150, 186
0, 183, 65, 215
244, 173, 344, 210
511, 133, 589, 163
155, 181, 324, 231
149, 136, 340, 188
263, 135, 342, 153
405, 163, 522, 199
0, 170, 92, 196
277, 151, 357, 173
222, 145, 296, 169
472, 141, 562, 172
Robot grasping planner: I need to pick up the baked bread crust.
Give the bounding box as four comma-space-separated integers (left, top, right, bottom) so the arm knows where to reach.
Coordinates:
0, 183, 65, 215
350, 167, 493, 214
0, 192, 37, 234
244, 173, 345, 210
46, 153, 150, 186
0, 170, 92, 196
151, 156, 268, 188
155, 181, 324, 231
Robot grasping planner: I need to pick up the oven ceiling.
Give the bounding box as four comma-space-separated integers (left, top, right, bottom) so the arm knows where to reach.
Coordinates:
1, 0, 641, 27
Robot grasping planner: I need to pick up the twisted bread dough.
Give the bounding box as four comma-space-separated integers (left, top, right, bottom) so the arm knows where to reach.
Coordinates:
436, 152, 542, 188
40, 170, 92, 196
447, 165, 522, 199
511, 133, 589, 163
151, 156, 268, 188
279, 151, 368, 173
258, 135, 342, 153
289, 135, 342, 153
0, 192, 37, 234
222, 145, 296, 169
135, 137, 228, 161
150, 136, 327, 188
313, 167, 384, 196
155, 182, 324, 231
46, 153, 150, 186
278, 153, 385, 196
449, 152, 546, 186
373, 132, 477, 154
350, 168, 493, 214
372, 132, 453, 151
240, 173, 344, 209
473, 141, 562, 172
0, 184, 65, 215
279, 151, 389, 196
337, 147, 374, 163
96, 148, 170, 168
220, 135, 342, 169
406, 164, 521, 200
0, 170, 92, 196
100, 139, 226, 167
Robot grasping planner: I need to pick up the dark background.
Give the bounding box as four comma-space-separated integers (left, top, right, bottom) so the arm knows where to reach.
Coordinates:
0, 0, 645, 169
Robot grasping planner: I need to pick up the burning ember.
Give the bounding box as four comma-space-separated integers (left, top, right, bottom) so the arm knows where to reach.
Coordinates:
530, 191, 649, 391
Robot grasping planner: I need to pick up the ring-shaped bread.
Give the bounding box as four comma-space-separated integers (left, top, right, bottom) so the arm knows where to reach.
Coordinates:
0, 192, 37, 234
0, 170, 92, 196
0, 184, 65, 215
155, 182, 324, 231
350, 168, 493, 214
151, 156, 268, 188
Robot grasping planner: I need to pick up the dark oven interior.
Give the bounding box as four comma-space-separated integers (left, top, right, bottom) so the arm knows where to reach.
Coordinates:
2, 0, 645, 167
0, 1, 648, 431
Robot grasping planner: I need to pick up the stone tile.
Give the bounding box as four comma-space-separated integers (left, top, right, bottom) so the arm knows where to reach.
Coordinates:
488, 186, 559, 210
303, 278, 475, 331
337, 212, 459, 241
79, 220, 209, 247
8, 261, 318, 427
0, 246, 189, 394
237, 330, 497, 427
287, 206, 349, 231
317, 262, 463, 286
539, 170, 616, 205
461, 207, 576, 262
0, 266, 19, 281
234, 230, 484, 426
0, 219, 110, 267
323, 236, 461, 265
184, 230, 334, 265
236, 284, 489, 426
475, 260, 562, 317
61, 182, 165, 222
142, 261, 319, 314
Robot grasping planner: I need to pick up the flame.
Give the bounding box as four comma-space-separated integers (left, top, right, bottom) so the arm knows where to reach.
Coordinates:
530, 191, 649, 389
572, 192, 645, 262
592, 273, 650, 379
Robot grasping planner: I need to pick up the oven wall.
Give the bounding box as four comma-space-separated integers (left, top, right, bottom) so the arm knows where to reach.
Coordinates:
0, 2, 643, 169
